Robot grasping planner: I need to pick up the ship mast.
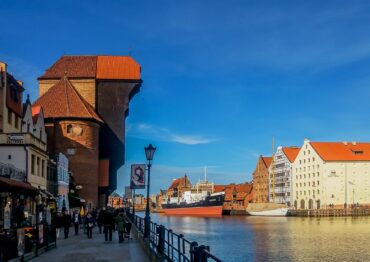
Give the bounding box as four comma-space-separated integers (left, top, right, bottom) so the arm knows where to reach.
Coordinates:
271, 137, 275, 202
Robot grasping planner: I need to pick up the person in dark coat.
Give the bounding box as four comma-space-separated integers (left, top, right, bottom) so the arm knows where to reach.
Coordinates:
103, 209, 114, 241
85, 212, 94, 239
62, 211, 72, 239
55, 212, 63, 239
115, 212, 126, 243
73, 211, 81, 235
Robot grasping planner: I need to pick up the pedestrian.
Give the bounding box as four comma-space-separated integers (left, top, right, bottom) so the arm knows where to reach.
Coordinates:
73, 211, 81, 235
115, 212, 126, 243
55, 212, 63, 239
103, 209, 114, 241
97, 208, 104, 234
62, 210, 71, 239
85, 212, 94, 239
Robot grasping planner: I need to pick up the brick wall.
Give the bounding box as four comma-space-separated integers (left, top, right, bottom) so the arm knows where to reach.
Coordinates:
252, 158, 270, 203
46, 119, 100, 207
39, 79, 96, 108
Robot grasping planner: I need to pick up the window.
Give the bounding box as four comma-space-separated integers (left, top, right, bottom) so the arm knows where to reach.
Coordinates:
40, 129, 42, 140
42, 160, 45, 177
313, 157, 315, 161
308, 182, 310, 186
317, 172, 320, 177
27, 123, 30, 132
313, 181, 315, 186
31, 155, 35, 174
37, 157, 40, 176
317, 189, 320, 194
317, 181, 320, 186
8, 110, 12, 125
67, 124, 72, 134
300, 160, 301, 164
14, 116, 18, 129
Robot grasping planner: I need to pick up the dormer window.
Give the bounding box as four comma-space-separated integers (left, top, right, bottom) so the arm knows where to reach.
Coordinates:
67, 124, 72, 134
352, 149, 363, 155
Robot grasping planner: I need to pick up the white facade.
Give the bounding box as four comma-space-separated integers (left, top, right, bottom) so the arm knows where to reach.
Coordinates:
292, 139, 370, 209
269, 147, 293, 206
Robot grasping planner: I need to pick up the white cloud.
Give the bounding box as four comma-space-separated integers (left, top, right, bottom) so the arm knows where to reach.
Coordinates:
127, 122, 219, 145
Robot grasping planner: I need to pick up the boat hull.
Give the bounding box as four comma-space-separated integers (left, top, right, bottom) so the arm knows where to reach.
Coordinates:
248, 207, 289, 216
163, 205, 223, 216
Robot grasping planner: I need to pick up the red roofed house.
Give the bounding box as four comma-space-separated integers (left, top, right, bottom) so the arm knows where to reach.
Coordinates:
292, 139, 370, 210
252, 156, 272, 203
34, 55, 142, 207
166, 175, 192, 199
214, 183, 253, 215
269, 146, 300, 206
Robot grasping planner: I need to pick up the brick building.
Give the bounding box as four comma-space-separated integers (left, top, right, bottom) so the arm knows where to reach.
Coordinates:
34, 55, 141, 208
252, 156, 272, 203
214, 183, 253, 214
166, 175, 192, 199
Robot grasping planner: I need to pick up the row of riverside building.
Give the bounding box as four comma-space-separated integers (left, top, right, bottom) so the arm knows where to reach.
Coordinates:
253, 139, 370, 209
0, 56, 141, 232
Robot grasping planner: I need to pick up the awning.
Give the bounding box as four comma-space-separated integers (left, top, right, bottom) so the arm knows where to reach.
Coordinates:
0, 176, 37, 193
69, 195, 86, 207
40, 189, 55, 199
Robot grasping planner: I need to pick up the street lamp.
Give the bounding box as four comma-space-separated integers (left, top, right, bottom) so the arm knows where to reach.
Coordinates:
144, 144, 156, 239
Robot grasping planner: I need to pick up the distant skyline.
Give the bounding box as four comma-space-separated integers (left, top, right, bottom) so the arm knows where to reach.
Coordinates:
2, 1, 370, 195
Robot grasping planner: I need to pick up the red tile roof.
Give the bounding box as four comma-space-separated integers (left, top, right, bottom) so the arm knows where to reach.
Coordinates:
215, 183, 253, 201
310, 142, 370, 161
39, 55, 141, 80
168, 176, 191, 190
39, 56, 97, 79
282, 147, 301, 163
261, 156, 272, 168
33, 77, 103, 122
97, 56, 140, 80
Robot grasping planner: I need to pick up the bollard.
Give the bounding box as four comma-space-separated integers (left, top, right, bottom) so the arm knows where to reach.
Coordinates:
190, 241, 198, 262
156, 225, 165, 255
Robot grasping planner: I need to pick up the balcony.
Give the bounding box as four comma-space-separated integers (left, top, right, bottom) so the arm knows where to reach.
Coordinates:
0, 133, 46, 151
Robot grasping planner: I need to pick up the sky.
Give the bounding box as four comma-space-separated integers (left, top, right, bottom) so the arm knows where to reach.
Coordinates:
2, 1, 370, 196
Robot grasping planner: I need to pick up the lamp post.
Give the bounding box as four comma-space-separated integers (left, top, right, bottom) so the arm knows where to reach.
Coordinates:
144, 144, 156, 239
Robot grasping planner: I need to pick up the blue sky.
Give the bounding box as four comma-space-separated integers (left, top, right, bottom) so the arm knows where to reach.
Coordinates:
2, 1, 370, 195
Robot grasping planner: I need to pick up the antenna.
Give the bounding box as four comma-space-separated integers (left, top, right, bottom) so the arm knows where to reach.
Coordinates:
204, 166, 207, 182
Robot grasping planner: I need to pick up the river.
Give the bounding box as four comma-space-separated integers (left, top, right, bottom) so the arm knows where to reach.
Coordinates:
146, 213, 370, 261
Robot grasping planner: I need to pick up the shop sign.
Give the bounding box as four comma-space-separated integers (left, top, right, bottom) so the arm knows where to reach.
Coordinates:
8, 134, 25, 144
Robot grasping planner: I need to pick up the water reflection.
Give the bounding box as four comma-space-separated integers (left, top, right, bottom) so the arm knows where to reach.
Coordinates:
149, 214, 370, 261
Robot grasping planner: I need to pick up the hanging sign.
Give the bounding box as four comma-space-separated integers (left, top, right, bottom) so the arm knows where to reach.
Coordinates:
130, 164, 146, 189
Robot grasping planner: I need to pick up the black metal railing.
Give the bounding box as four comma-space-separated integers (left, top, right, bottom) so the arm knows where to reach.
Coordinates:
126, 211, 222, 262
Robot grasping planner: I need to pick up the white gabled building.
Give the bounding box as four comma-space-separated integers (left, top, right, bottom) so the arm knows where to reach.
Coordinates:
292, 139, 370, 209
269, 146, 300, 206
0, 98, 48, 189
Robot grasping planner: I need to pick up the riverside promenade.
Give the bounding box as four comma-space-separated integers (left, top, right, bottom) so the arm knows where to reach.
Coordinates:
31, 228, 149, 262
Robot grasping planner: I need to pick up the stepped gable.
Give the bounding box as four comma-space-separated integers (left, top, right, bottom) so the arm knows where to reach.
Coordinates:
39, 56, 97, 79
282, 146, 301, 163
39, 55, 141, 80
33, 77, 103, 122
310, 142, 370, 161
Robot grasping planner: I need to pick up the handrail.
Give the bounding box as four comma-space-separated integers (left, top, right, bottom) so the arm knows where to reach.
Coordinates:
126, 211, 222, 262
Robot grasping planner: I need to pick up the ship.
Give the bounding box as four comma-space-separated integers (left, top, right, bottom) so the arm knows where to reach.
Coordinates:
161, 167, 225, 216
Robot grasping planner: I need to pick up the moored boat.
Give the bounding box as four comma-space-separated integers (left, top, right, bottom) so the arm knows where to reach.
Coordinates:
246, 203, 289, 216
162, 191, 225, 216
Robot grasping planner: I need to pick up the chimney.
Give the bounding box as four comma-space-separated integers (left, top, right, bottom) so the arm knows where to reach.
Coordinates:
17, 80, 23, 86
0, 61, 7, 72
343, 141, 348, 145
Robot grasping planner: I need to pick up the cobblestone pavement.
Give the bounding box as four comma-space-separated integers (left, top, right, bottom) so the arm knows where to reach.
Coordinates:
32, 227, 149, 262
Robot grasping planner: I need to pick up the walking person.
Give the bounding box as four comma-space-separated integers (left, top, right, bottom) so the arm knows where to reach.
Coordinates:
62, 210, 71, 239
85, 212, 94, 239
115, 212, 126, 243
103, 209, 114, 242
73, 211, 81, 235
55, 212, 63, 239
